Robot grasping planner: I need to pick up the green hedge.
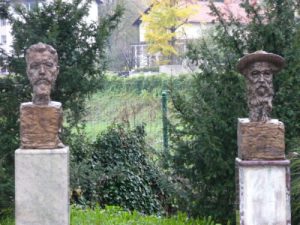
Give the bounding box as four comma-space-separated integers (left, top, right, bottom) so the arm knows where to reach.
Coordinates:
104, 74, 192, 95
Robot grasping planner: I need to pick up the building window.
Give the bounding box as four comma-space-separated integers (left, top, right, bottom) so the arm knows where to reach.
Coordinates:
0, 19, 7, 26
0, 35, 7, 45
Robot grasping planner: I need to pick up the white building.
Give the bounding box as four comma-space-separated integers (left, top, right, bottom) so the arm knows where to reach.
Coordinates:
0, 0, 102, 75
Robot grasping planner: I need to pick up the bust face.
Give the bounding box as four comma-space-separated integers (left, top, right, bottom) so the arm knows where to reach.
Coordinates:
247, 62, 273, 97
26, 50, 59, 103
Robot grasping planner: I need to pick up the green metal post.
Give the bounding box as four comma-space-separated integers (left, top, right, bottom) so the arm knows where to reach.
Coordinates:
162, 90, 168, 155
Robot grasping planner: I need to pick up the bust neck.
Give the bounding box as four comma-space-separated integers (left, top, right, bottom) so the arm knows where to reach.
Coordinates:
32, 94, 51, 105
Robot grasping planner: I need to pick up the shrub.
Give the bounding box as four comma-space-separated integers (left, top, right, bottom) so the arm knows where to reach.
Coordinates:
70, 124, 174, 215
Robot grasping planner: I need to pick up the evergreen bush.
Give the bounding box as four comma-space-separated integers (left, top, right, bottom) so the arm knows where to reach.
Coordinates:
70, 124, 174, 215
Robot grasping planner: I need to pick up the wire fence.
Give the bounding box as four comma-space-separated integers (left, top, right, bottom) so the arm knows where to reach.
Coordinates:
84, 91, 169, 152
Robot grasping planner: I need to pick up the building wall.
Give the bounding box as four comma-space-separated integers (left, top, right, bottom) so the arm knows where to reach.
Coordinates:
138, 21, 204, 43
176, 23, 203, 40
0, 0, 100, 57
0, 18, 12, 55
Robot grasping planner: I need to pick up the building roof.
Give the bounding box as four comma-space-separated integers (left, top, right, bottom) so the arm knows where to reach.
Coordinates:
133, 0, 248, 26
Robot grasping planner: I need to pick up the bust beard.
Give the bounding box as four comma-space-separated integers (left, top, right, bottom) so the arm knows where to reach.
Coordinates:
247, 82, 274, 122
32, 82, 52, 105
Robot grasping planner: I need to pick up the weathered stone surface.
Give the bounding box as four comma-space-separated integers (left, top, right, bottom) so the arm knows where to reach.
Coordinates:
15, 147, 69, 225
238, 118, 285, 160
26, 43, 59, 105
20, 101, 63, 149
237, 51, 285, 122
237, 158, 291, 225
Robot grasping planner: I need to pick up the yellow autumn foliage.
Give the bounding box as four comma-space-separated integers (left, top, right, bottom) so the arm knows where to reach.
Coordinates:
141, 0, 199, 59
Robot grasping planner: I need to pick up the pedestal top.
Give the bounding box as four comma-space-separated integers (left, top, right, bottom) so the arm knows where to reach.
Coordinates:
21, 101, 62, 108
238, 118, 283, 125
236, 157, 290, 166
16, 147, 69, 155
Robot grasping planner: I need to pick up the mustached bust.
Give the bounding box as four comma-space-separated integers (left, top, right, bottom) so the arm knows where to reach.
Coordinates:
20, 43, 64, 149
26, 43, 59, 105
237, 51, 285, 122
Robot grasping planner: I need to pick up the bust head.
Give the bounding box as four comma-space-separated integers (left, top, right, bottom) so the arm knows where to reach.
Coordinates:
237, 51, 284, 122
26, 43, 59, 105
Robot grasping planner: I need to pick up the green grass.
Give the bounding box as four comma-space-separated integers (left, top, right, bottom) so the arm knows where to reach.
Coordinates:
71, 206, 219, 225
83, 74, 191, 152
84, 90, 164, 152
0, 206, 220, 225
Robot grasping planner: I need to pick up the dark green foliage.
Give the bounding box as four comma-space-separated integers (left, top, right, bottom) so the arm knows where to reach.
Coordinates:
71, 124, 172, 215
291, 156, 300, 224
170, 0, 299, 223
0, 0, 122, 216
0, 1, 9, 19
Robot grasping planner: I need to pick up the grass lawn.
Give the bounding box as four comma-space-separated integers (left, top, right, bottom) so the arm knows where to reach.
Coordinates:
84, 90, 164, 152
0, 206, 220, 225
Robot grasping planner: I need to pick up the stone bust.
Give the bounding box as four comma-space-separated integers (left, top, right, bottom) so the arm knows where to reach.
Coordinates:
25, 43, 59, 105
237, 51, 285, 122
20, 43, 64, 149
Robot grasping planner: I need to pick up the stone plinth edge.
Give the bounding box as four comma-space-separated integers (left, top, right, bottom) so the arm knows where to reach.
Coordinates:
15, 147, 68, 154
236, 157, 290, 167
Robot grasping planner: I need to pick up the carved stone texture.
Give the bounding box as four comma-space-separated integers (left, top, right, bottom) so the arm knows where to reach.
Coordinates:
26, 43, 59, 105
20, 101, 63, 149
237, 51, 285, 122
238, 118, 285, 160
20, 42, 64, 149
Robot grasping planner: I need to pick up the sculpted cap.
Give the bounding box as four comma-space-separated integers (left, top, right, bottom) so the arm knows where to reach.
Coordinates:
237, 50, 285, 122
237, 50, 285, 75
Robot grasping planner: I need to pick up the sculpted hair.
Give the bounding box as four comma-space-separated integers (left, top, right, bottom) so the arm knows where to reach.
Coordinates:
25, 43, 58, 64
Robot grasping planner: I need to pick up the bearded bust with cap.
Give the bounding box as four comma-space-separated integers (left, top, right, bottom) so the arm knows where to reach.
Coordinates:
237, 50, 285, 122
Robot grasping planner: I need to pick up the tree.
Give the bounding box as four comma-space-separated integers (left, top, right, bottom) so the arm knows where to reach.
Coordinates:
0, 0, 9, 19
170, 0, 298, 223
0, 0, 123, 216
141, 0, 197, 64
100, 0, 148, 71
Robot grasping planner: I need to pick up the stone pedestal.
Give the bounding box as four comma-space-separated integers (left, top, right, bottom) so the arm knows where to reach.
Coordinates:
237, 158, 291, 225
15, 147, 69, 225
238, 118, 285, 160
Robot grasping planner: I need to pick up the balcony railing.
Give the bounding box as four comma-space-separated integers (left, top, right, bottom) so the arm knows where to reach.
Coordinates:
130, 41, 188, 68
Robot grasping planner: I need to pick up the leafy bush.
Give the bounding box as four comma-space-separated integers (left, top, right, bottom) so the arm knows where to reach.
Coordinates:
70, 124, 174, 215
291, 156, 300, 223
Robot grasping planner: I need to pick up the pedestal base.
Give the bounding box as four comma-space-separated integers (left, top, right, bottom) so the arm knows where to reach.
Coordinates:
15, 147, 69, 225
237, 158, 291, 225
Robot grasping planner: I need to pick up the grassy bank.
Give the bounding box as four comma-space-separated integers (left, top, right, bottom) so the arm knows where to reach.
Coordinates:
83, 74, 192, 152
0, 206, 221, 225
